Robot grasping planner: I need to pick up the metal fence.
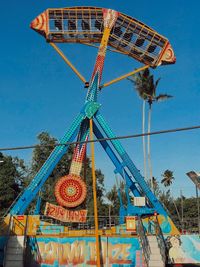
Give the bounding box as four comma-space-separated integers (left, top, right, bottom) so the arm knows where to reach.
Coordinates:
170, 216, 199, 234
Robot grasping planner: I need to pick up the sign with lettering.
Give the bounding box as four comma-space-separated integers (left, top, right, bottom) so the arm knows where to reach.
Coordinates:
28, 236, 142, 266
126, 216, 136, 232
44, 202, 87, 223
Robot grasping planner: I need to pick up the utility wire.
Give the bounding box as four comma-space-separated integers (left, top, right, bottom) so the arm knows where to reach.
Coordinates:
0, 125, 200, 152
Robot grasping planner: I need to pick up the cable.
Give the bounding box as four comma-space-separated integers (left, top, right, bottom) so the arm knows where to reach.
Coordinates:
0, 124, 200, 152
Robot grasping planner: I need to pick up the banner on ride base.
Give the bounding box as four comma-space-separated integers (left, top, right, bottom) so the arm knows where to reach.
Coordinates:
44, 202, 87, 223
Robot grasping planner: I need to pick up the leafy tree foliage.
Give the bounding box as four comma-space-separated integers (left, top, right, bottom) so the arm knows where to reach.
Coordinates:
0, 131, 198, 232
129, 68, 172, 106
83, 165, 107, 219
147, 176, 161, 197
106, 181, 128, 217
128, 69, 172, 187
29, 132, 74, 209
29, 132, 107, 217
0, 152, 26, 216
159, 189, 173, 210
161, 169, 175, 187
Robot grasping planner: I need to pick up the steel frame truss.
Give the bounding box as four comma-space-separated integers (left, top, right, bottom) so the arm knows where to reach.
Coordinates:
8, 8, 179, 235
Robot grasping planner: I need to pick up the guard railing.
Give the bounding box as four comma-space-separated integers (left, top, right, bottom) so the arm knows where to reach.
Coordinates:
137, 216, 151, 266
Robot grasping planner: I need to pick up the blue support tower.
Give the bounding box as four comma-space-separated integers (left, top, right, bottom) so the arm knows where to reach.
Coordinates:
6, 6, 179, 236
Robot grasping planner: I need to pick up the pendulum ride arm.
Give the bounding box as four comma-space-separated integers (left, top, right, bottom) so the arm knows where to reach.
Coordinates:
59, 10, 123, 266
81, 10, 119, 267
9, 9, 119, 216
84, 9, 119, 103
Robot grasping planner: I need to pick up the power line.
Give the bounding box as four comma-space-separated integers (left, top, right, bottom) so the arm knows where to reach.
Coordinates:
0, 124, 200, 152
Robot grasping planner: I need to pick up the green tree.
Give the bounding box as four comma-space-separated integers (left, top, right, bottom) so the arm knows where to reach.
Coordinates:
128, 70, 149, 180
84, 165, 107, 219
128, 69, 172, 188
159, 189, 172, 209
106, 185, 119, 216
151, 176, 161, 197
29, 132, 74, 209
106, 181, 127, 218
176, 196, 199, 231
0, 152, 26, 216
29, 131, 107, 217
161, 169, 174, 187
160, 169, 182, 227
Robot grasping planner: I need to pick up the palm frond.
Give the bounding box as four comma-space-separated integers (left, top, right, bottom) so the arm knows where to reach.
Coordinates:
156, 94, 173, 102
128, 68, 173, 105
127, 77, 135, 83
155, 78, 161, 89
143, 68, 150, 78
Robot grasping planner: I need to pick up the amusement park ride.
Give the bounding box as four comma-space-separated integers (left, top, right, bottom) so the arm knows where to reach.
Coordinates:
2, 7, 200, 267
7, 6, 177, 230
1, 6, 184, 266
4, 7, 199, 267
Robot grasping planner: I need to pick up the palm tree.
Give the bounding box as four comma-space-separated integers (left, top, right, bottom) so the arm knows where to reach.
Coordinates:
152, 176, 159, 195
161, 169, 174, 187
161, 170, 182, 228
106, 181, 127, 216
128, 69, 172, 189
128, 69, 149, 181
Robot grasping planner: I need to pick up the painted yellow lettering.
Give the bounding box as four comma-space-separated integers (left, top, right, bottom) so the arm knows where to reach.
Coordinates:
101, 241, 106, 264
121, 244, 131, 259
109, 243, 132, 264
87, 242, 96, 265
111, 244, 121, 261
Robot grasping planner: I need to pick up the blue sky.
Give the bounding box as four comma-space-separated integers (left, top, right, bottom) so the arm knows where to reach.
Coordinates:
0, 0, 200, 198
